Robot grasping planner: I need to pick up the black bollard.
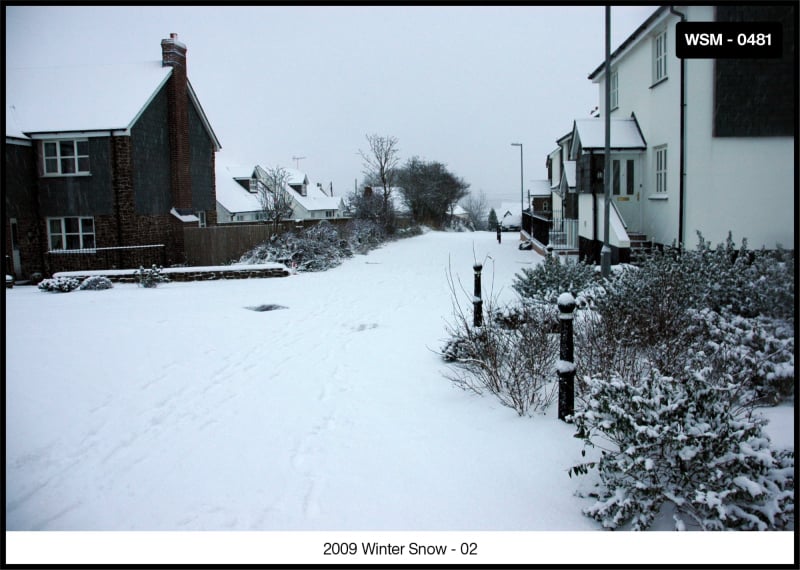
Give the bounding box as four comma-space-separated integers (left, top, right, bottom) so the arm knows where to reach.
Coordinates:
496, 225, 502, 244
557, 292, 576, 422
473, 263, 483, 327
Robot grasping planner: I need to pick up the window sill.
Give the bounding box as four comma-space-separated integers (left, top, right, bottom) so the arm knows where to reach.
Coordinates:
648, 194, 669, 201
41, 173, 92, 178
649, 77, 668, 89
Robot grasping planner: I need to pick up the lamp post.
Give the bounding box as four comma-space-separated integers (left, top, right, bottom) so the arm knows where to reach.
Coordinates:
511, 143, 524, 219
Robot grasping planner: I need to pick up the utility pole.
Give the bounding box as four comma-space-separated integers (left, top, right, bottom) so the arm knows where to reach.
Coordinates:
601, 6, 612, 278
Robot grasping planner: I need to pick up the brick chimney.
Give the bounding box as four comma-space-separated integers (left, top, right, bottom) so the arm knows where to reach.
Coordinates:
161, 33, 192, 210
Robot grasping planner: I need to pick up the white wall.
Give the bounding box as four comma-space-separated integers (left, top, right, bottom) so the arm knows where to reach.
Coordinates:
594, 5, 793, 250
683, 46, 794, 249
578, 193, 630, 248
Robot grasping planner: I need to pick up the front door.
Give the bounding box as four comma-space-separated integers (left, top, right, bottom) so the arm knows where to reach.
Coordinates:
9, 219, 23, 279
611, 156, 642, 232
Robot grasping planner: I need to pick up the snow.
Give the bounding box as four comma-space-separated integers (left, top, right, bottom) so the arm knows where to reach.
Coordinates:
215, 163, 263, 215
557, 291, 575, 308
6, 62, 172, 135
5, 230, 795, 564
555, 359, 576, 374
571, 118, 647, 151
169, 207, 199, 223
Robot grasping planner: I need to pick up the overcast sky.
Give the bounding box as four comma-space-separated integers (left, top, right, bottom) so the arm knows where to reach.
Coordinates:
5, 4, 659, 208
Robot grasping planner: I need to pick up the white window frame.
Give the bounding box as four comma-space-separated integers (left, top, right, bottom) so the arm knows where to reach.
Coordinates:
609, 70, 619, 111
655, 146, 668, 194
47, 216, 96, 251
653, 29, 668, 85
197, 211, 207, 228
43, 139, 90, 176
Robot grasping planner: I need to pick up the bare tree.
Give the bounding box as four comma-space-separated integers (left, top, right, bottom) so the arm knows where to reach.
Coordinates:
359, 134, 400, 231
461, 190, 490, 231
256, 165, 294, 235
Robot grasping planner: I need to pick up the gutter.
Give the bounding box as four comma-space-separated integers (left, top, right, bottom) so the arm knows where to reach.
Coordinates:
670, 6, 687, 248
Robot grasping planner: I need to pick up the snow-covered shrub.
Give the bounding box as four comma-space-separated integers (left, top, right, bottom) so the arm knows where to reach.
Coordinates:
79, 275, 114, 291
655, 232, 794, 321
38, 276, 81, 293
344, 218, 387, 254
135, 265, 169, 288
686, 308, 795, 406
570, 369, 794, 531
573, 249, 698, 395
442, 266, 559, 416
512, 253, 601, 306
239, 221, 354, 272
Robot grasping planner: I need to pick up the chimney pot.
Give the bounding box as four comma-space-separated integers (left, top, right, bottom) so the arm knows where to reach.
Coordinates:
170, 32, 178, 39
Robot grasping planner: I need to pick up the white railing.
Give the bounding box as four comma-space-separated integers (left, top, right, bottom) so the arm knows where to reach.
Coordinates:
549, 215, 579, 250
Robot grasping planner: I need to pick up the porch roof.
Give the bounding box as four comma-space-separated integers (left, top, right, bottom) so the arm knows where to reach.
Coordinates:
569, 117, 646, 159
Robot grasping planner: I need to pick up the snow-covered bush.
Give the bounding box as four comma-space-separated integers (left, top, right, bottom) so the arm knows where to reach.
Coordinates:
570, 369, 794, 531
442, 266, 559, 416
79, 275, 114, 291
686, 308, 795, 406
135, 265, 169, 288
38, 276, 81, 293
648, 232, 794, 321
575, 250, 698, 385
512, 253, 601, 306
343, 218, 390, 254
240, 221, 353, 272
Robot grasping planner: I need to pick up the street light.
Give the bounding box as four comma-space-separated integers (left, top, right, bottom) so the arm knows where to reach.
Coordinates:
510, 143, 523, 219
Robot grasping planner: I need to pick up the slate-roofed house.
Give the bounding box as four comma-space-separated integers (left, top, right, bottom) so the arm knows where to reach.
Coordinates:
4, 33, 221, 279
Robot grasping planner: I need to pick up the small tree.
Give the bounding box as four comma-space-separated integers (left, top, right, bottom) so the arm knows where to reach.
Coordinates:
257, 165, 294, 235
488, 208, 499, 230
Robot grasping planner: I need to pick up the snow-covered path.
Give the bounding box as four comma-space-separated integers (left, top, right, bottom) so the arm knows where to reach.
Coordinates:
7, 230, 607, 531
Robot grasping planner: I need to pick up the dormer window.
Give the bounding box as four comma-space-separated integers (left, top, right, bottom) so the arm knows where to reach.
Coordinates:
43, 139, 90, 175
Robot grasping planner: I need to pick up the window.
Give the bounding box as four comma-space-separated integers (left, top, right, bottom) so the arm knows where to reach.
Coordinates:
609, 70, 618, 110
655, 146, 668, 193
197, 211, 207, 228
653, 30, 668, 84
43, 140, 90, 175
612, 159, 621, 195
48, 217, 95, 250
626, 159, 635, 195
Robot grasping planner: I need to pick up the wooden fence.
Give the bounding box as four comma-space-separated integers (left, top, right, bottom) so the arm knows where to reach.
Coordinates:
183, 218, 355, 266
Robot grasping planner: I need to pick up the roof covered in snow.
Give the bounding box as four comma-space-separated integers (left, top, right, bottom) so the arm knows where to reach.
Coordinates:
288, 184, 343, 212
530, 180, 552, 197
215, 163, 263, 214
5, 61, 220, 149
498, 202, 521, 225
570, 117, 646, 159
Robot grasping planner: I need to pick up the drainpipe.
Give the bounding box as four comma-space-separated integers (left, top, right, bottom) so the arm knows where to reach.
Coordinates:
670, 6, 687, 248
590, 151, 597, 245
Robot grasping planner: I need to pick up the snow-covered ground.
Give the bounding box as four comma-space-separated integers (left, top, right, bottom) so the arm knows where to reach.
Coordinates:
5, 230, 795, 565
